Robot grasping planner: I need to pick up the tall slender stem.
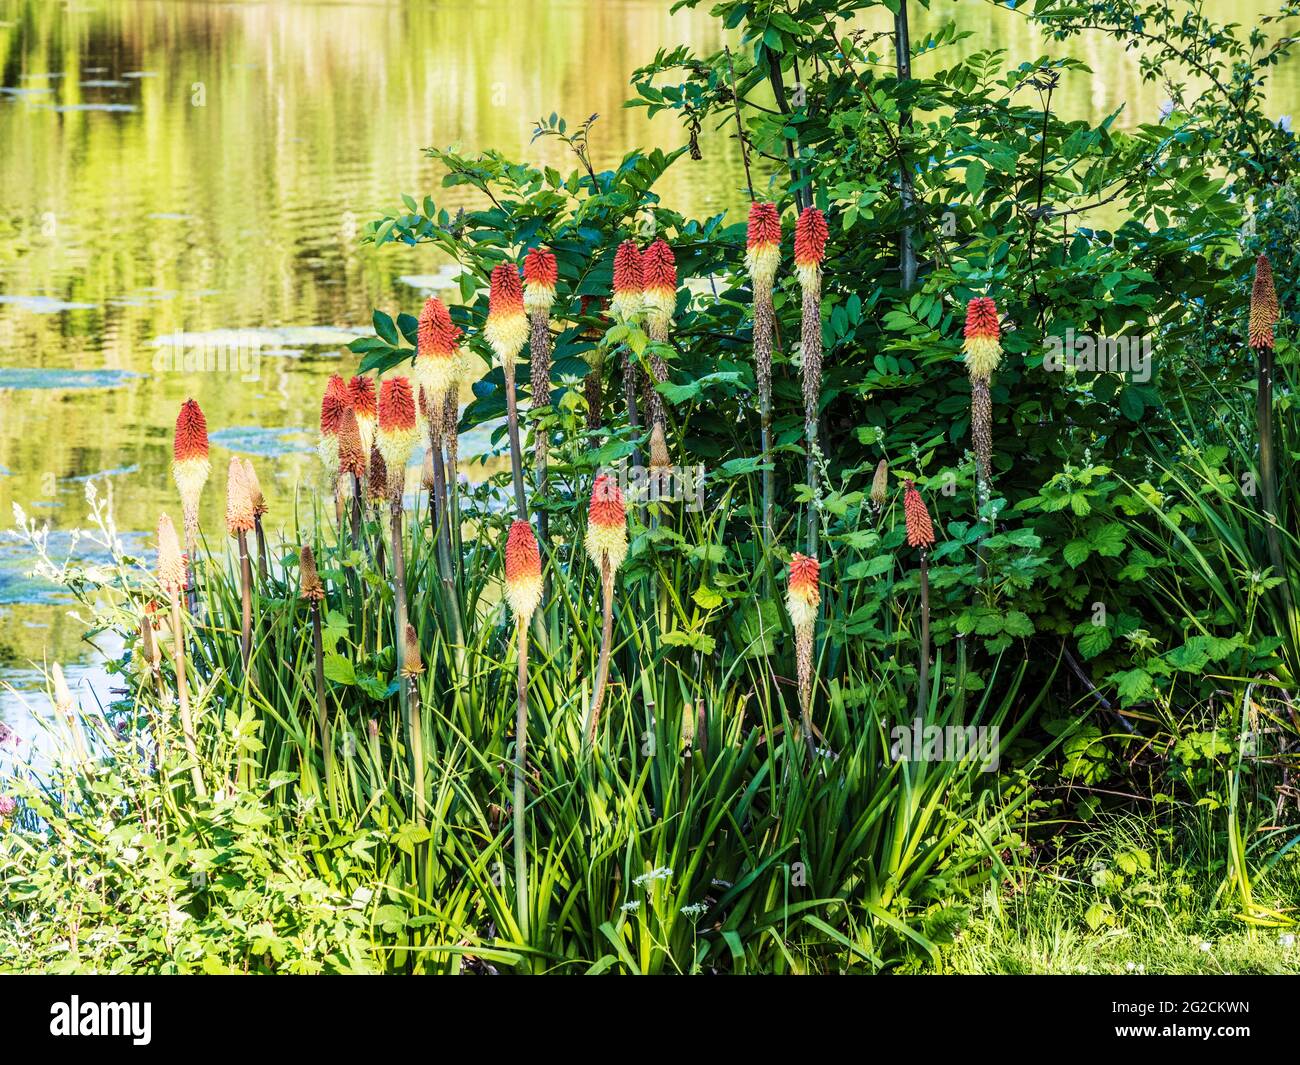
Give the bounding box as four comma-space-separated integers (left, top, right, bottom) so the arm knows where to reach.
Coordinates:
408, 675, 426, 825
894, 1, 917, 292
170, 596, 206, 800
585, 561, 615, 747
513, 619, 530, 943
310, 601, 332, 801
390, 499, 410, 723
237, 529, 252, 671
254, 515, 269, 583
503, 360, 528, 521
917, 550, 931, 720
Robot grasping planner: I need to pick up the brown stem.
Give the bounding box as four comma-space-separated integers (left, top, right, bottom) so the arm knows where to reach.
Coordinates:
237, 530, 252, 671
802, 276, 823, 557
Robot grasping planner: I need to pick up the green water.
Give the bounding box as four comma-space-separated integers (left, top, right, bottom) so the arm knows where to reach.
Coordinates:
0, 0, 1293, 731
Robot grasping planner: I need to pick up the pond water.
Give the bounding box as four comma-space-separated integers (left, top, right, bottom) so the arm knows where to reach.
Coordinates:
0, 0, 1294, 740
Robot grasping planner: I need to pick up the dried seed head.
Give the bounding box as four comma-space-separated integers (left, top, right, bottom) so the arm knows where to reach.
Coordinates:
51, 661, 74, 713
225, 457, 255, 536
504, 519, 544, 620
156, 513, 187, 597
420, 448, 436, 492
401, 623, 425, 677
649, 421, 671, 469
870, 459, 889, 506
1250, 254, 1280, 350
242, 458, 267, 516
299, 544, 325, 602
337, 407, 367, 480
903, 480, 935, 549
369, 444, 389, 502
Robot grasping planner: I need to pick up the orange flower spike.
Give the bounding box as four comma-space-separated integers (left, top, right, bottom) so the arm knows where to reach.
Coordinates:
1250, 254, 1280, 350
785, 552, 821, 631
793, 206, 828, 291
746, 202, 782, 295
484, 262, 528, 366
583, 472, 629, 573
962, 297, 1002, 378
225, 456, 255, 537
377, 375, 419, 488
156, 513, 187, 597
349, 375, 378, 454
416, 297, 462, 400
642, 239, 678, 334
172, 398, 211, 530
611, 240, 645, 323
903, 480, 935, 549
318, 374, 351, 477
337, 407, 367, 481
523, 247, 558, 317
504, 519, 544, 620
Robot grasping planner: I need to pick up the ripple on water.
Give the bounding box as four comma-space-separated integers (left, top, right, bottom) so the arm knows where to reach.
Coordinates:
209, 426, 316, 458
0, 368, 137, 390
0, 294, 96, 313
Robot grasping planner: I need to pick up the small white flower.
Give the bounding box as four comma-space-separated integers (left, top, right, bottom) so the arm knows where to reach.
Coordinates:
1199, 941, 1212, 953
679, 902, 708, 919
1125, 961, 1135, 971
619, 900, 641, 914
1278, 933, 1295, 949
632, 866, 672, 886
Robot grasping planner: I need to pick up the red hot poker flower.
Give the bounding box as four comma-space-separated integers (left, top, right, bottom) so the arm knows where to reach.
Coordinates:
903, 480, 935, 549
173, 399, 209, 463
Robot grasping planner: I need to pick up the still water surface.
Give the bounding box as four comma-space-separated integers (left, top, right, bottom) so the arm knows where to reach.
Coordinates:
0, 0, 1293, 742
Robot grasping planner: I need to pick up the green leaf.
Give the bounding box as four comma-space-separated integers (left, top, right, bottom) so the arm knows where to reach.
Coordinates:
323, 653, 356, 686
965, 160, 986, 195
373, 310, 400, 346
1063, 539, 1091, 567
1077, 625, 1112, 660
